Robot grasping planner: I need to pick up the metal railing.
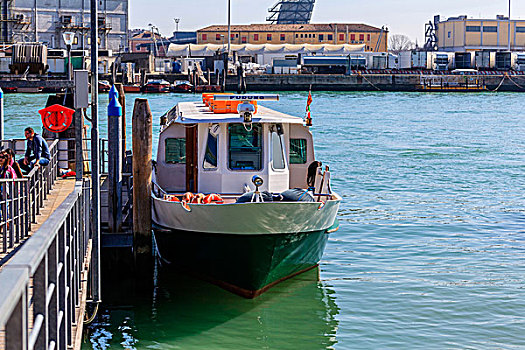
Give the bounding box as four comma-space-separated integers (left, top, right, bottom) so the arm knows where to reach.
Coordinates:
0, 139, 59, 256
0, 179, 91, 350
56, 138, 109, 175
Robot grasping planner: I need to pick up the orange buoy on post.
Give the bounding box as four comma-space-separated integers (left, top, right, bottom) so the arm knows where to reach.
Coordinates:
39, 104, 75, 133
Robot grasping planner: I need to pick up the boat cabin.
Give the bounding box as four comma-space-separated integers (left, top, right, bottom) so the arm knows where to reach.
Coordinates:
155, 96, 315, 194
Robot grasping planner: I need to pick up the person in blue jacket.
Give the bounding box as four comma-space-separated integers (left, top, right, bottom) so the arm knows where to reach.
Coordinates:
18, 127, 50, 174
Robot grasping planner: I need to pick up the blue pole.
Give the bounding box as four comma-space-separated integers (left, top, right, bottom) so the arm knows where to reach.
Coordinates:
108, 86, 123, 233
0, 87, 4, 141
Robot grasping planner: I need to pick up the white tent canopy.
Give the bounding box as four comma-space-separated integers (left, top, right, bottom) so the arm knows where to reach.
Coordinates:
167, 43, 366, 57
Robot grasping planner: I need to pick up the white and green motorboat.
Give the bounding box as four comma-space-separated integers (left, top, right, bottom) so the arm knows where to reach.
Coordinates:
151, 94, 341, 298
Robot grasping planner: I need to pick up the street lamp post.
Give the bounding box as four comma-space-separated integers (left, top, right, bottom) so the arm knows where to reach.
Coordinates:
227, 0, 231, 55
62, 31, 75, 81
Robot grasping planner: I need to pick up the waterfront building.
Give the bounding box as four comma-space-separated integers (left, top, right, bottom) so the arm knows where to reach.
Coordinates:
435, 15, 525, 52
197, 23, 388, 52
0, 0, 128, 51
130, 30, 163, 54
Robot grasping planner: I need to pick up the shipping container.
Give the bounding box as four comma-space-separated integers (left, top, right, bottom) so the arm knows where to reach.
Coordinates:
411, 51, 431, 70
302, 56, 349, 74
48, 58, 66, 73
398, 51, 412, 69
372, 56, 387, 70
475, 51, 496, 70
495, 52, 512, 70
514, 53, 525, 71
431, 52, 454, 71
454, 52, 473, 69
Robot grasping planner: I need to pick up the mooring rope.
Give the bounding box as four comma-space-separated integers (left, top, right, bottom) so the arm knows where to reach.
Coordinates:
83, 302, 99, 324
506, 74, 525, 90
359, 73, 381, 91
489, 74, 507, 92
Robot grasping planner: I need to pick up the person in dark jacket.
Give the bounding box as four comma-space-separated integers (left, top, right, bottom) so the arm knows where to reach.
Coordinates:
18, 127, 50, 174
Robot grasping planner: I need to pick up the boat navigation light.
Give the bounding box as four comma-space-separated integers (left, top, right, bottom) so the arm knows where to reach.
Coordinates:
238, 102, 255, 123
252, 175, 264, 190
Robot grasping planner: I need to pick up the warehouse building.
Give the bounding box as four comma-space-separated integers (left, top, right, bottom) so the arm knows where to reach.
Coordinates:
435, 15, 525, 52
0, 0, 128, 51
197, 23, 388, 52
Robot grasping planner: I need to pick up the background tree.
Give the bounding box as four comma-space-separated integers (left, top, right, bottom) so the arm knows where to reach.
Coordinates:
389, 34, 415, 55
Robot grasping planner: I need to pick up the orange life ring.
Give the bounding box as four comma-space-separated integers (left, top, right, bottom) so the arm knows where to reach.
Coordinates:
204, 194, 224, 204
39, 104, 75, 133
191, 193, 205, 204
164, 195, 180, 202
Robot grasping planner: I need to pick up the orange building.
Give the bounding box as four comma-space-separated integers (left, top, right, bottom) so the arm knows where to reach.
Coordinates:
197, 23, 388, 52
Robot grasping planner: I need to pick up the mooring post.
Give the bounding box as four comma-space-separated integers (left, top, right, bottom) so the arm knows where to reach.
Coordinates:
0, 87, 4, 141
74, 109, 83, 181
108, 86, 123, 233
115, 83, 126, 162
132, 98, 152, 264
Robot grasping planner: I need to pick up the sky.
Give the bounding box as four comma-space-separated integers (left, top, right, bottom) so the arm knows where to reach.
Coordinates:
130, 0, 525, 43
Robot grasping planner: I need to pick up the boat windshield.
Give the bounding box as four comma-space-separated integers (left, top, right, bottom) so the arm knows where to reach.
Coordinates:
228, 123, 262, 171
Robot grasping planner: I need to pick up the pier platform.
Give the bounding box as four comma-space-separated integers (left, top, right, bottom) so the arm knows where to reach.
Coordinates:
0, 178, 76, 267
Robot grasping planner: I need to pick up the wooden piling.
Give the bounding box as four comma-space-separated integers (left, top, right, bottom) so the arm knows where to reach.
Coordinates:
132, 99, 152, 261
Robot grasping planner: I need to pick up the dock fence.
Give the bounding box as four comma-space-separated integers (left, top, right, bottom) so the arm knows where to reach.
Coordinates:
0, 139, 59, 256
0, 178, 91, 350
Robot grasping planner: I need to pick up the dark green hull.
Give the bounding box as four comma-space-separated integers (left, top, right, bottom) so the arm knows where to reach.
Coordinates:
154, 228, 331, 298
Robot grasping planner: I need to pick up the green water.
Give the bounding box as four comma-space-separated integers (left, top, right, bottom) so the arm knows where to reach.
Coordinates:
4, 92, 525, 349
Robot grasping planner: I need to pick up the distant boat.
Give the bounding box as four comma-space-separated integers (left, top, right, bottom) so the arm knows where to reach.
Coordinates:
170, 80, 193, 93
16, 87, 43, 93
142, 80, 171, 93
98, 80, 111, 92
152, 93, 341, 298
123, 84, 141, 93
195, 85, 222, 93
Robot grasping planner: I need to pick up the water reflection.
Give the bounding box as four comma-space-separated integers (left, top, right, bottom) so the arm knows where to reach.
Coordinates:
84, 264, 339, 349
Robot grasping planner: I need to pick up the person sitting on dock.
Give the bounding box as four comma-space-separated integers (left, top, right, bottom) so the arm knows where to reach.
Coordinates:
4, 149, 24, 178
18, 127, 50, 174
0, 151, 17, 179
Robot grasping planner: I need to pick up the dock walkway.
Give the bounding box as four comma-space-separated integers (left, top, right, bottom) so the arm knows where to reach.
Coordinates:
0, 178, 76, 268
0, 136, 94, 350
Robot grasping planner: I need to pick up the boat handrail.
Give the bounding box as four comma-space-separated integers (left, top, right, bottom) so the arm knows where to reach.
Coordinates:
151, 180, 168, 197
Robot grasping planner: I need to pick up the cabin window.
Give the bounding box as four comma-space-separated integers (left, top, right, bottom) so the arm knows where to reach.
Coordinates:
228, 123, 262, 170
271, 131, 286, 170
165, 138, 186, 164
203, 126, 219, 169
289, 139, 307, 164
